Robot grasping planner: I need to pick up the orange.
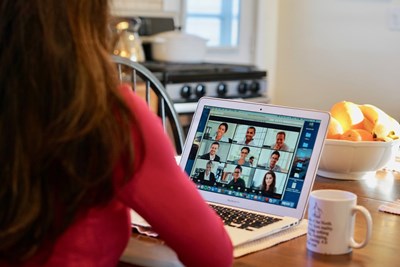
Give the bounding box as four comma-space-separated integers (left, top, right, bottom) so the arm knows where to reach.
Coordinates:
330, 101, 364, 132
327, 117, 344, 139
340, 129, 374, 141
362, 117, 374, 133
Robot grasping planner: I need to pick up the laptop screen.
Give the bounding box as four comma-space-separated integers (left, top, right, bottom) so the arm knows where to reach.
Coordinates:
183, 104, 323, 210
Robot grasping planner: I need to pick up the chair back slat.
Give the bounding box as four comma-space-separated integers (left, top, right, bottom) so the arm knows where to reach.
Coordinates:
112, 55, 184, 155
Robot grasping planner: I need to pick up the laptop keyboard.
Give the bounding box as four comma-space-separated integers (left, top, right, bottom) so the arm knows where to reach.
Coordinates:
209, 204, 282, 231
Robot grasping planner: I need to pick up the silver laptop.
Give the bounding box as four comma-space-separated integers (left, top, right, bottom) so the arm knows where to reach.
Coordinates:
179, 97, 330, 247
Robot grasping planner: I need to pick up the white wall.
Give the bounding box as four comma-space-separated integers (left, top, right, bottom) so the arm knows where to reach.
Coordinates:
255, 0, 278, 100
266, 0, 400, 120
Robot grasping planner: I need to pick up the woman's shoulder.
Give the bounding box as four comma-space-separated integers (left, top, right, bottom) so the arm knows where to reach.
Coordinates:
117, 84, 163, 128
118, 84, 146, 108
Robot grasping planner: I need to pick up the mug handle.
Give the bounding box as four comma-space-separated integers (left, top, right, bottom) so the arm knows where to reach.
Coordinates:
350, 205, 373, 249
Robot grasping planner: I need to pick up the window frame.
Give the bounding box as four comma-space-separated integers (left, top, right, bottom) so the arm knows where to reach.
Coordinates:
180, 0, 257, 64
184, 0, 238, 47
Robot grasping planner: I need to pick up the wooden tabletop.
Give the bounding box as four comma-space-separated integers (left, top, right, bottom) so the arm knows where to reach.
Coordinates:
119, 167, 400, 267
233, 169, 400, 267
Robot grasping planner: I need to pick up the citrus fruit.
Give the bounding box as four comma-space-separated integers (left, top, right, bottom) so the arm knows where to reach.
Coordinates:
359, 104, 383, 124
373, 119, 395, 139
327, 117, 344, 139
330, 101, 364, 132
340, 129, 374, 141
362, 117, 374, 133
358, 103, 400, 140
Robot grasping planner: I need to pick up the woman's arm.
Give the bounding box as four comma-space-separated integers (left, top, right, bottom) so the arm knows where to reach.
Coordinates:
115, 86, 233, 267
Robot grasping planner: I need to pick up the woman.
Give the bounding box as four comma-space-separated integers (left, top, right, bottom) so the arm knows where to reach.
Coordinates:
198, 161, 216, 185
260, 171, 277, 194
0, 1, 232, 266
213, 122, 229, 142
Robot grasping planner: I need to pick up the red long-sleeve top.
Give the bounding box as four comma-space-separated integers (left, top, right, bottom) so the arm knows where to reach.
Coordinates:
4, 85, 233, 267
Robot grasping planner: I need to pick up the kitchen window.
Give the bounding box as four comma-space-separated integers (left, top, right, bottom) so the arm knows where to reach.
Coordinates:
183, 0, 240, 48
180, 0, 257, 65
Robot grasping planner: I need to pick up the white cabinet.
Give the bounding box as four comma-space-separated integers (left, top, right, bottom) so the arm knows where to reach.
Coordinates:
111, 0, 180, 17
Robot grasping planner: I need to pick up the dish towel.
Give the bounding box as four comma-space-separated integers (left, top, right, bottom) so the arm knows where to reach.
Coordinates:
234, 219, 308, 258
123, 220, 308, 266
378, 199, 400, 215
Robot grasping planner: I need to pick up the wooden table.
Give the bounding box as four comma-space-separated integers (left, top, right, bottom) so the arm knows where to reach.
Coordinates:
119, 168, 400, 267
233, 169, 400, 267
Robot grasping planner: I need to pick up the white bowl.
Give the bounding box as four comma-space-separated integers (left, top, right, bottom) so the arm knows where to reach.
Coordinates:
317, 139, 400, 180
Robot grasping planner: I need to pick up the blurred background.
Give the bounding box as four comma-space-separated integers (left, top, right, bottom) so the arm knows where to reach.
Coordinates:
111, 0, 400, 122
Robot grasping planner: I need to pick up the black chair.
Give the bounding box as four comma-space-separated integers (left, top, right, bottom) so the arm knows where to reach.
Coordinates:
112, 55, 185, 155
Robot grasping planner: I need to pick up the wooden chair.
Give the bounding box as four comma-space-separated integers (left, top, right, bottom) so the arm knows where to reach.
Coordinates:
112, 55, 185, 155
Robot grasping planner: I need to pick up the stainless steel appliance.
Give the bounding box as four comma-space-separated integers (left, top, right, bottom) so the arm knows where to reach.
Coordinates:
111, 17, 146, 62
142, 61, 268, 114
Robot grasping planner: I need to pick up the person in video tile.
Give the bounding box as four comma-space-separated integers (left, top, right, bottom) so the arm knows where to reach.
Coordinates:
260, 170, 276, 194
266, 150, 282, 172
238, 126, 256, 146
198, 161, 216, 185
271, 131, 289, 151
233, 147, 251, 166
249, 156, 255, 167
200, 141, 221, 162
228, 165, 246, 189
213, 122, 229, 142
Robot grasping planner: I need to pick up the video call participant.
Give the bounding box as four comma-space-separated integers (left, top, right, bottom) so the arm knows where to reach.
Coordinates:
200, 141, 221, 162
260, 170, 277, 194
237, 126, 256, 146
198, 161, 216, 185
213, 122, 229, 142
266, 150, 282, 172
271, 131, 289, 151
249, 156, 255, 167
227, 165, 246, 189
233, 147, 251, 166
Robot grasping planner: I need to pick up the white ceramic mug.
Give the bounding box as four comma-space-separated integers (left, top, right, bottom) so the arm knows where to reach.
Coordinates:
307, 189, 372, 255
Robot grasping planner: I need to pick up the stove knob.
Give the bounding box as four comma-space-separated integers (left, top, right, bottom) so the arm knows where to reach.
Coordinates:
195, 84, 207, 98
249, 81, 260, 94
237, 81, 248, 94
216, 82, 227, 97
180, 85, 192, 99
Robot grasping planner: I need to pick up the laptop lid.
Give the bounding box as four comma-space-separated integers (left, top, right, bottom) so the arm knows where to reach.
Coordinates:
180, 97, 330, 220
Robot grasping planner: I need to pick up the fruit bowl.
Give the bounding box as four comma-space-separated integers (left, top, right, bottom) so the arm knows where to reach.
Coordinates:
317, 139, 400, 180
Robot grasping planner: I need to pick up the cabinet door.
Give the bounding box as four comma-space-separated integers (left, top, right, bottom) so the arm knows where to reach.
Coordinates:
111, 0, 163, 16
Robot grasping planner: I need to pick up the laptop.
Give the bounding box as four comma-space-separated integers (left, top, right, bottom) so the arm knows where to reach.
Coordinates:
179, 97, 330, 247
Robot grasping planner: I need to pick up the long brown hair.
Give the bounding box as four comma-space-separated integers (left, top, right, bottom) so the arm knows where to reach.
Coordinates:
0, 0, 135, 261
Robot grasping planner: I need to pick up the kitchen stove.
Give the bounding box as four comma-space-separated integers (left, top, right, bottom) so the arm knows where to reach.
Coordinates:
142, 61, 268, 114
113, 16, 269, 114
112, 16, 269, 134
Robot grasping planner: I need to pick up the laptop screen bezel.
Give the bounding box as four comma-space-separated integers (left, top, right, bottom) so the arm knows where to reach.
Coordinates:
179, 97, 330, 220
